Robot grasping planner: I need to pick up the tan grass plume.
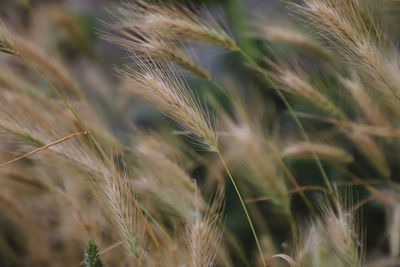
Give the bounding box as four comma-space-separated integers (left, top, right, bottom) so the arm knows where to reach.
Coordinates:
112, 0, 238, 51
121, 59, 217, 151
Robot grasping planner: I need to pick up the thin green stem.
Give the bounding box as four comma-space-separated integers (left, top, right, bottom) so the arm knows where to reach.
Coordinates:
216, 150, 266, 267
0, 131, 88, 168
17, 53, 164, 254
238, 49, 333, 192
261, 139, 317, 216
277, 89, 332, 192
19, 51, 113, 163
20, 55, 87, 132
207, 72, 317, 215
279, 158, 318, 216
210, 78, 229, 97
285, 209, 298, 240
222, 224, 252, 267
19, 54, 112, 163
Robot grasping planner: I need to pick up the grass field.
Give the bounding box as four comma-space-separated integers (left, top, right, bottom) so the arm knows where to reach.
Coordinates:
0, 0, 400, 266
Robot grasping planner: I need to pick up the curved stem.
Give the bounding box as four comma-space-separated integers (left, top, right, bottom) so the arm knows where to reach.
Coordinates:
19, 54, 111, 160
17, 53, 164, 255
0, 131, 88, 168
20, 55, 87, 132
238, 49, 333, 192
216, 150, 266, 267
210, 78, 229, 98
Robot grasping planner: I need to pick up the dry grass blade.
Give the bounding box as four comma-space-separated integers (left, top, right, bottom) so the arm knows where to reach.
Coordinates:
295, 112, 400, 138
268, 63, 345, 119
0, 131, 88, 168
340, 75, 389, 126
255, 22, 330, 59
346, 131, 390, 178
282, 142, 353, 163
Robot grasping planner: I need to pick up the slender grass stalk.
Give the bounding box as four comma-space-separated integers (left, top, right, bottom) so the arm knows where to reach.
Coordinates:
260, 138, 317, 215
222, 225, 252, 267
0, 131, 88, 168
210, 78, 230, 99
193, 48, 316, 254
202, 64, 318, 243
8, 50, 107, 162
279, 157, 318, 216
238, 49, 333, 192
19, 54, 87, 132
216, 150, 266, 267
246, 186, 332, 204
13, 52, 165, 257
17, 53, 117, 175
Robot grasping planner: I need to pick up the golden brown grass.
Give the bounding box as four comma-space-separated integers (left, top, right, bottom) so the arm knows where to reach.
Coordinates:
1, 0, 400, 266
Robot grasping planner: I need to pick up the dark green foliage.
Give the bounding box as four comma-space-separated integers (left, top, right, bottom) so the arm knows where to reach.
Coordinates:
84, 241, 103, 267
